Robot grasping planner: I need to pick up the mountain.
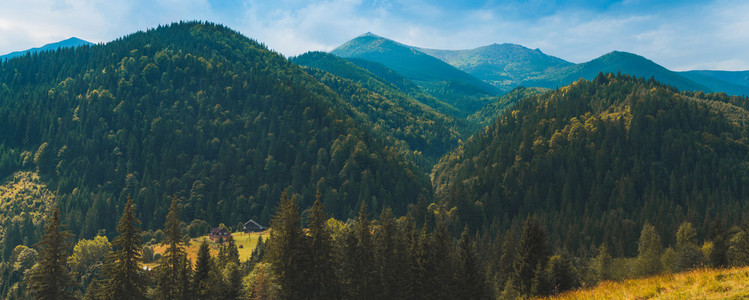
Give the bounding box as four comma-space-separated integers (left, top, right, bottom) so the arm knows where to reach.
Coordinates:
331, 33, 498, 115
433, 73, 749, 256
679, 70, 749, 96
290, 51, 467, 168
0, 37, 92, 61
0, 22, 431, 238
418, 43, 573, 93
530, 51, 711, 92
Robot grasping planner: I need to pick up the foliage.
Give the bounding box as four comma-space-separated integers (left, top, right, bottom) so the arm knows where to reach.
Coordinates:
0, 21, 431, 239
25, 208, 76, 299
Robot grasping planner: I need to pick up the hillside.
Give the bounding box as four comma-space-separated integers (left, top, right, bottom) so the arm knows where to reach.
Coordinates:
680, 70, 749, 96
0, 22, 431, 238
0, 37, 92, 61
529, 51, 711, 93
543, 266, 749, 299
433, 73, 749, 255
291, 51, 467, 168
331, 33, 498, 114
419, 43, 573, 93
468, 86, 549, 127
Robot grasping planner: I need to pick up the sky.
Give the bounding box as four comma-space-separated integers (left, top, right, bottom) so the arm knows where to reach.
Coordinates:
1, 0, 748, 71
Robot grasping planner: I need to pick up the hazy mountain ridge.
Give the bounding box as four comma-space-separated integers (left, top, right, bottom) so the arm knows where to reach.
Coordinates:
418, 43, 573, 93
0, 37, 92, 61
331, 33, 499, 115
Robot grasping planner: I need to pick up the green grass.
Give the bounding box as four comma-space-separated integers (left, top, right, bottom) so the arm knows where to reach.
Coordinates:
150, 231, 269, 267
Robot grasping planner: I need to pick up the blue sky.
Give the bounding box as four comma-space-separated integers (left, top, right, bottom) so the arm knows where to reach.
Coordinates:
0, 0, 747, 71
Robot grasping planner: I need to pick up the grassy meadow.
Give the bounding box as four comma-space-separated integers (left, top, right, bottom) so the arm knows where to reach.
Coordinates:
540, 266, 749, 300
149, 231, 269, 267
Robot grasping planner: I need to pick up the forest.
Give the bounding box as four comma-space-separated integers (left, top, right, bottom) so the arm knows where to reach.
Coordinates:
2, 21, 749, 299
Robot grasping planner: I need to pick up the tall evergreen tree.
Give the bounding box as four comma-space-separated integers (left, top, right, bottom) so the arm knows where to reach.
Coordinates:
155, 197, 192, 299
455, 226, 489, 299
99, 199, 147, 299
513, 216, 550, 296
267, 189, 308, 300
307, 197, 338, 299
193, 239, 217, 299
25, 207, 76, 300
354, 201, 376, 299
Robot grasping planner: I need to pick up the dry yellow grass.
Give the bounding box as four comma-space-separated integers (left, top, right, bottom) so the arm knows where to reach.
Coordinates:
149, 231, 269, 268
540, 266, 749, 300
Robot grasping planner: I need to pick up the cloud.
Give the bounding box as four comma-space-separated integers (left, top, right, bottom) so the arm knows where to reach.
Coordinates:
1, 0, 748, 71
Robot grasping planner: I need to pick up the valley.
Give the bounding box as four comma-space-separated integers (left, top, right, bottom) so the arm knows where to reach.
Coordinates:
0, 20, 748, 299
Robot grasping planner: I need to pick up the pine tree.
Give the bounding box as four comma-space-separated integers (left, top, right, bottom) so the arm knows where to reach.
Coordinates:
267, 189, 307, 300
374, 207, 404, 298
513, 216, 550, 296
25, 207, 76, 300
355, 201, 376, 299
193, 239, 217, 299
99, 198, 147, 299
155, 197, 192, 299
307, 197, 338, 299
455, 226, 489, 299
497, 230, 515, 287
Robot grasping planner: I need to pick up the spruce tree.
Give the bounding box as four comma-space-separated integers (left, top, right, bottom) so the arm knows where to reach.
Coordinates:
267, 190, 307, 300
25, 207, 76, 300
455, 226, 489, 299
307, 198, 338, 299
193, 239, 217, 299
155, 197, 191, 299
513, 216, 550, 296
99, 199, 147, 300
354, 201, 375, 299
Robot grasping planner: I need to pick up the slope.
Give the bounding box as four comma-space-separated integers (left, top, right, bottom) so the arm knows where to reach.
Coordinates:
0, 22, 431, 237
331, 33, 498, 115
467, 86, 549, 127
680, 70, 749, 96
530, 51, 710, 92
0, 37, 92, 61
419, 43, 573, 93
433, 73, 749, 256
290, 51, 466, 168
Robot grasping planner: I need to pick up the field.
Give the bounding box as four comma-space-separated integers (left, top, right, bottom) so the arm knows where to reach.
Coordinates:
541, 266, 749, 299
150, 231, 269, 267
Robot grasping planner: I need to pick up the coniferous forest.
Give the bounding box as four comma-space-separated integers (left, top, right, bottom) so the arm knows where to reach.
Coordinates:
2, 21, 749, 299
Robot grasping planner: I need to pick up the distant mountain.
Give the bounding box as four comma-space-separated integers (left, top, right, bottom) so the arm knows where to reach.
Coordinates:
0, 37, 92, 61
531, 51, 711, 92
332, 33, 498, 115
679, 70, 749, 96
418, 43, 573, 93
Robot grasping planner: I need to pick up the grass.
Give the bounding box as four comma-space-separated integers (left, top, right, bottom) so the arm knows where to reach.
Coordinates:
149, 231, 269, 268
540, 266, 749, 300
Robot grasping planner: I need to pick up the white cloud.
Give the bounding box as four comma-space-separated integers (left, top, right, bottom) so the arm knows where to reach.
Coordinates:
1, 0, 748, 71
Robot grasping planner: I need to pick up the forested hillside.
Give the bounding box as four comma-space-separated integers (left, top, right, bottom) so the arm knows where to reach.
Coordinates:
291, 51, 468, 168
433, 73, 749, 256
0, 21, 431, 240
331, 33, 498, 115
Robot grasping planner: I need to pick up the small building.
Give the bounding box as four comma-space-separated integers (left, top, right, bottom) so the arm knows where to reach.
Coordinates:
243, 219, 266, 233
209, 227, 232, 242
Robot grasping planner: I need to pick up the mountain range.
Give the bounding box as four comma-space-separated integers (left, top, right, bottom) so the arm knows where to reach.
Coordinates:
0, 37, 92, 61
332, 33, 749, 97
